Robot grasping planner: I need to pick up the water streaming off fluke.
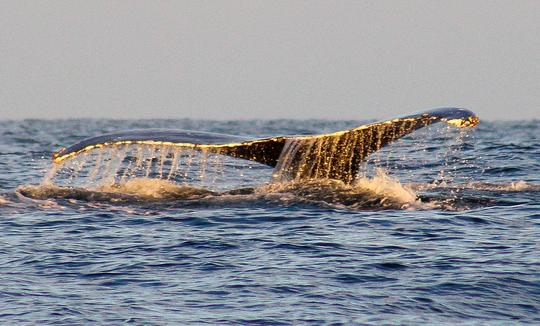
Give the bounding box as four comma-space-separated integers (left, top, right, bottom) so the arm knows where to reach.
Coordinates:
47, 107, 479, 189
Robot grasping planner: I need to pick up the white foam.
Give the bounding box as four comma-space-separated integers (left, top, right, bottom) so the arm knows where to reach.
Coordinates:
354, 169, 426, 209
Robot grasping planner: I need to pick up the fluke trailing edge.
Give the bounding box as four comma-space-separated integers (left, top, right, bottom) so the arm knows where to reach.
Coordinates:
52, 107, 479, 184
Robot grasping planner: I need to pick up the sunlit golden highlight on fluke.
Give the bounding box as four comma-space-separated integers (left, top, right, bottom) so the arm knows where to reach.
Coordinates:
445, 116, 480, 128
51, 107, 479, 184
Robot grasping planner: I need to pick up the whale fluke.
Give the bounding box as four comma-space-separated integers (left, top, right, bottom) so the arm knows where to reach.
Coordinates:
52, 107, 479, 183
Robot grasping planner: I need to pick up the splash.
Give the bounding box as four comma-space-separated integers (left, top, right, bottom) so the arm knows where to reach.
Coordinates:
259, 169, 427, 210
355, 169, 422, 208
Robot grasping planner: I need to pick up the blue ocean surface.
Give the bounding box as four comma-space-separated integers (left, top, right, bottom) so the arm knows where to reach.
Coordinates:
0, 119, 539, 325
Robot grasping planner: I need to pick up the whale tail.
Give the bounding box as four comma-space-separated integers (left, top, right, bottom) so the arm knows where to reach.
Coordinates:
52, 107, 479, 184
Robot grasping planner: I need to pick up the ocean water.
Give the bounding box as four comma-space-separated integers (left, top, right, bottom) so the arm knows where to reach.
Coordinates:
1, 118, 539, 325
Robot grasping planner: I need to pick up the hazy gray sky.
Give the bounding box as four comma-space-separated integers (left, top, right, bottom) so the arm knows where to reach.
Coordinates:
1, 1, 538, 120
